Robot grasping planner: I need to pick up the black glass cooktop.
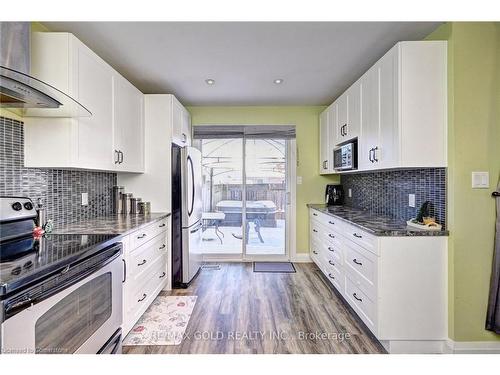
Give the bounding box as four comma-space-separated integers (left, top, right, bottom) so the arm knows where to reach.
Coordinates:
0, 233, 120, 297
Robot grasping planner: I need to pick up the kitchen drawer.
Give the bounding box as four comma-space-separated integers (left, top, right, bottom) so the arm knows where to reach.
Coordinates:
130, 217, 168, 249
345, 275, 376, 332
323, 263, 344, 294
128, 232, 167, 282
343, 223, 377, 255
124, 255, 168, 334
310, 240, 323, 264
344, 239, 377, 298
311, 218, 342, 246
321, 244, 342, 267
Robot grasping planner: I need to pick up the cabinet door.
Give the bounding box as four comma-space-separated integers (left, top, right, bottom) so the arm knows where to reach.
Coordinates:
359, 66, 379, 171
181, 107, 192, 146
336, 93, 348, 144
326, 104, 337, 173
346, 81, 361, 140
113, 74, 145, 172
378, 47, 399, 169
172, 98, 189, 146
76, 44, 114, 170
319, 109, 329, 174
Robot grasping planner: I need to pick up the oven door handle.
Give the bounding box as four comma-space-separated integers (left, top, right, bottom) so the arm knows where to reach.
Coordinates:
4, 243, 122, 319
97, 329, 122, 354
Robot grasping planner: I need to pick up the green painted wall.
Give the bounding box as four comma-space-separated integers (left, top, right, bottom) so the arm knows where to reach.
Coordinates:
186, 106, 340, 254
426, 22, 500, 342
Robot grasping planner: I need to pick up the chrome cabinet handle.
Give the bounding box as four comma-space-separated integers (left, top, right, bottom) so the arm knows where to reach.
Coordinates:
159, 244, 166, 250
369, 148, 375, 163
159, 272, 166, 279
122, 259, 126, 283
373, 146, 379, 162
353, 293, 362, 302
328, 273, 335, 279
312, 250, 318, 255
313, 213, 318, 216
138, 293, 147, 302
328, 247, 334, 252
159, 223, 166, 228
353, 259, 363, 266
328, 221, 335, 225
114, 150, 120, 164
328, 260, 335, 266
182, 133, 187, 143
120, 150, 124, 164
137, 259, 147, 266
328, 233, 335, 238
313, 229, 318, 233
353, 233, 362, 238
137, 233, 147, 239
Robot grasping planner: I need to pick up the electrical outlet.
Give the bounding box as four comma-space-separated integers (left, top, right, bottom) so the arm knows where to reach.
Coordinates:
348, 188, 352, 198
409, 194, 416, 208
296, 176, 303, 185
81, 193, 89, 206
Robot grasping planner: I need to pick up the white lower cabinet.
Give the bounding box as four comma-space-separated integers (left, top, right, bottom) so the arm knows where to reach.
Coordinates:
309, 208, 448, 353
122, 217, 170, 336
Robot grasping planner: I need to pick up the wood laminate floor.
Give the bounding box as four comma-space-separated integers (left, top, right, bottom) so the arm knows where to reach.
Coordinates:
123, 262, 386, 354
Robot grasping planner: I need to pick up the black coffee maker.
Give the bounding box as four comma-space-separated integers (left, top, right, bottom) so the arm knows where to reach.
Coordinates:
325, 184, 344, 206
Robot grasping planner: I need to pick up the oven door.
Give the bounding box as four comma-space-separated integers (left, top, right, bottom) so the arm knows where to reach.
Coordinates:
1, 246, 122, 354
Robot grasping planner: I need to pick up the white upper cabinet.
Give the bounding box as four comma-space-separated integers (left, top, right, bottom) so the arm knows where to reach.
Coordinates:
25, 32, 145, 172
323, 40, 447, 174
319, 108, 329, 174
113, 74, 145, 172
172, 96, 192, 147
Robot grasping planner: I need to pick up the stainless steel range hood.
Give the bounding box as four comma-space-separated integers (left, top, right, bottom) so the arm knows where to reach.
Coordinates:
0, 22, 91, 118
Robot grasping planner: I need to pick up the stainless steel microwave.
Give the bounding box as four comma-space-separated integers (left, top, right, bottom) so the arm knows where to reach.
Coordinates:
333, 142, 357, 171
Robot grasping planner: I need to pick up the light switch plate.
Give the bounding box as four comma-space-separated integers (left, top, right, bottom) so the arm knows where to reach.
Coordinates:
348, 188, 352, 198
409, 194, 416, 208
472, 171, 489, 188
296, 176, 303, 185
81, 192, 89, 206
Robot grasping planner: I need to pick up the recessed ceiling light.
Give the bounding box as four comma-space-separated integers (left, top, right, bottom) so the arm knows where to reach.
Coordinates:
273, 78, 284, 84
205, 78, 215, 85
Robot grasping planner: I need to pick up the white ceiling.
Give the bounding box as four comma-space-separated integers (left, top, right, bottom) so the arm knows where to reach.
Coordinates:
43, 22, 441, 106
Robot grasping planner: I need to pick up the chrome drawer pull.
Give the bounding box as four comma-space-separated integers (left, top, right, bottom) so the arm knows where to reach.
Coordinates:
313, 213, 318, 216
159, 272, 166, 279
328, 234, 335, 238
353, 293, 363, 302
138, 293, 147, 302
138, 259, 147, 266
328, 273, 335, 280
137, 233, 147, 239
328, 247, 334, 252
159, 244, 166, 250
353, 259, 362, 266
353, 233, 362, 238
328, 260, 335, 266
313, 229, 318, 233
328, 221, 335, 225
312, 250, 318, 255
159, 223, 166, 228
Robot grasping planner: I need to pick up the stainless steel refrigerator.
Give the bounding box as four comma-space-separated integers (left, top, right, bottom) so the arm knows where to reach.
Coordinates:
171, 144, 203, 287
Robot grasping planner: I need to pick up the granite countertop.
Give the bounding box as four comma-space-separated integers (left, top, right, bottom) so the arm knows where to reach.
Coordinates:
52, 212, 171, 235
307, 204, 448, 237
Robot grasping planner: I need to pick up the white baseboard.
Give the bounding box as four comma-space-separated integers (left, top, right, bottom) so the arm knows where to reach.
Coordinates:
380, 340, 448, 354
446, 339, 500, 354
291, 253, 312, 263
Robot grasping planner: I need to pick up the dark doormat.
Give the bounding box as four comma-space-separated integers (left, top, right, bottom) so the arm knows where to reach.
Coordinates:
253, 262, 296, 273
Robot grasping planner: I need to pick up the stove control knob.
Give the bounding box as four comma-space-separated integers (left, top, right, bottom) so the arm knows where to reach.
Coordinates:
23, 202, 34, 210
12, 202, 22, 211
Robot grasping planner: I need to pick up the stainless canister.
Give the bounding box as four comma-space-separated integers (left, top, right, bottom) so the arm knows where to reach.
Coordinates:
121, 193, 133, 214
130, 197, 142, 214
138, 201, 151, 215
112, 186, 124, 214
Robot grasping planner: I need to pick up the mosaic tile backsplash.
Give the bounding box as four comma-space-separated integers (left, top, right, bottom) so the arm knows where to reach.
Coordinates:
341, 168, 447, 228
0, 116, 117, 229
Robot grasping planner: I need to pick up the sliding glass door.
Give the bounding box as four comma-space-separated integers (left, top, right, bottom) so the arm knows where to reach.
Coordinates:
199, 137, 290, 260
